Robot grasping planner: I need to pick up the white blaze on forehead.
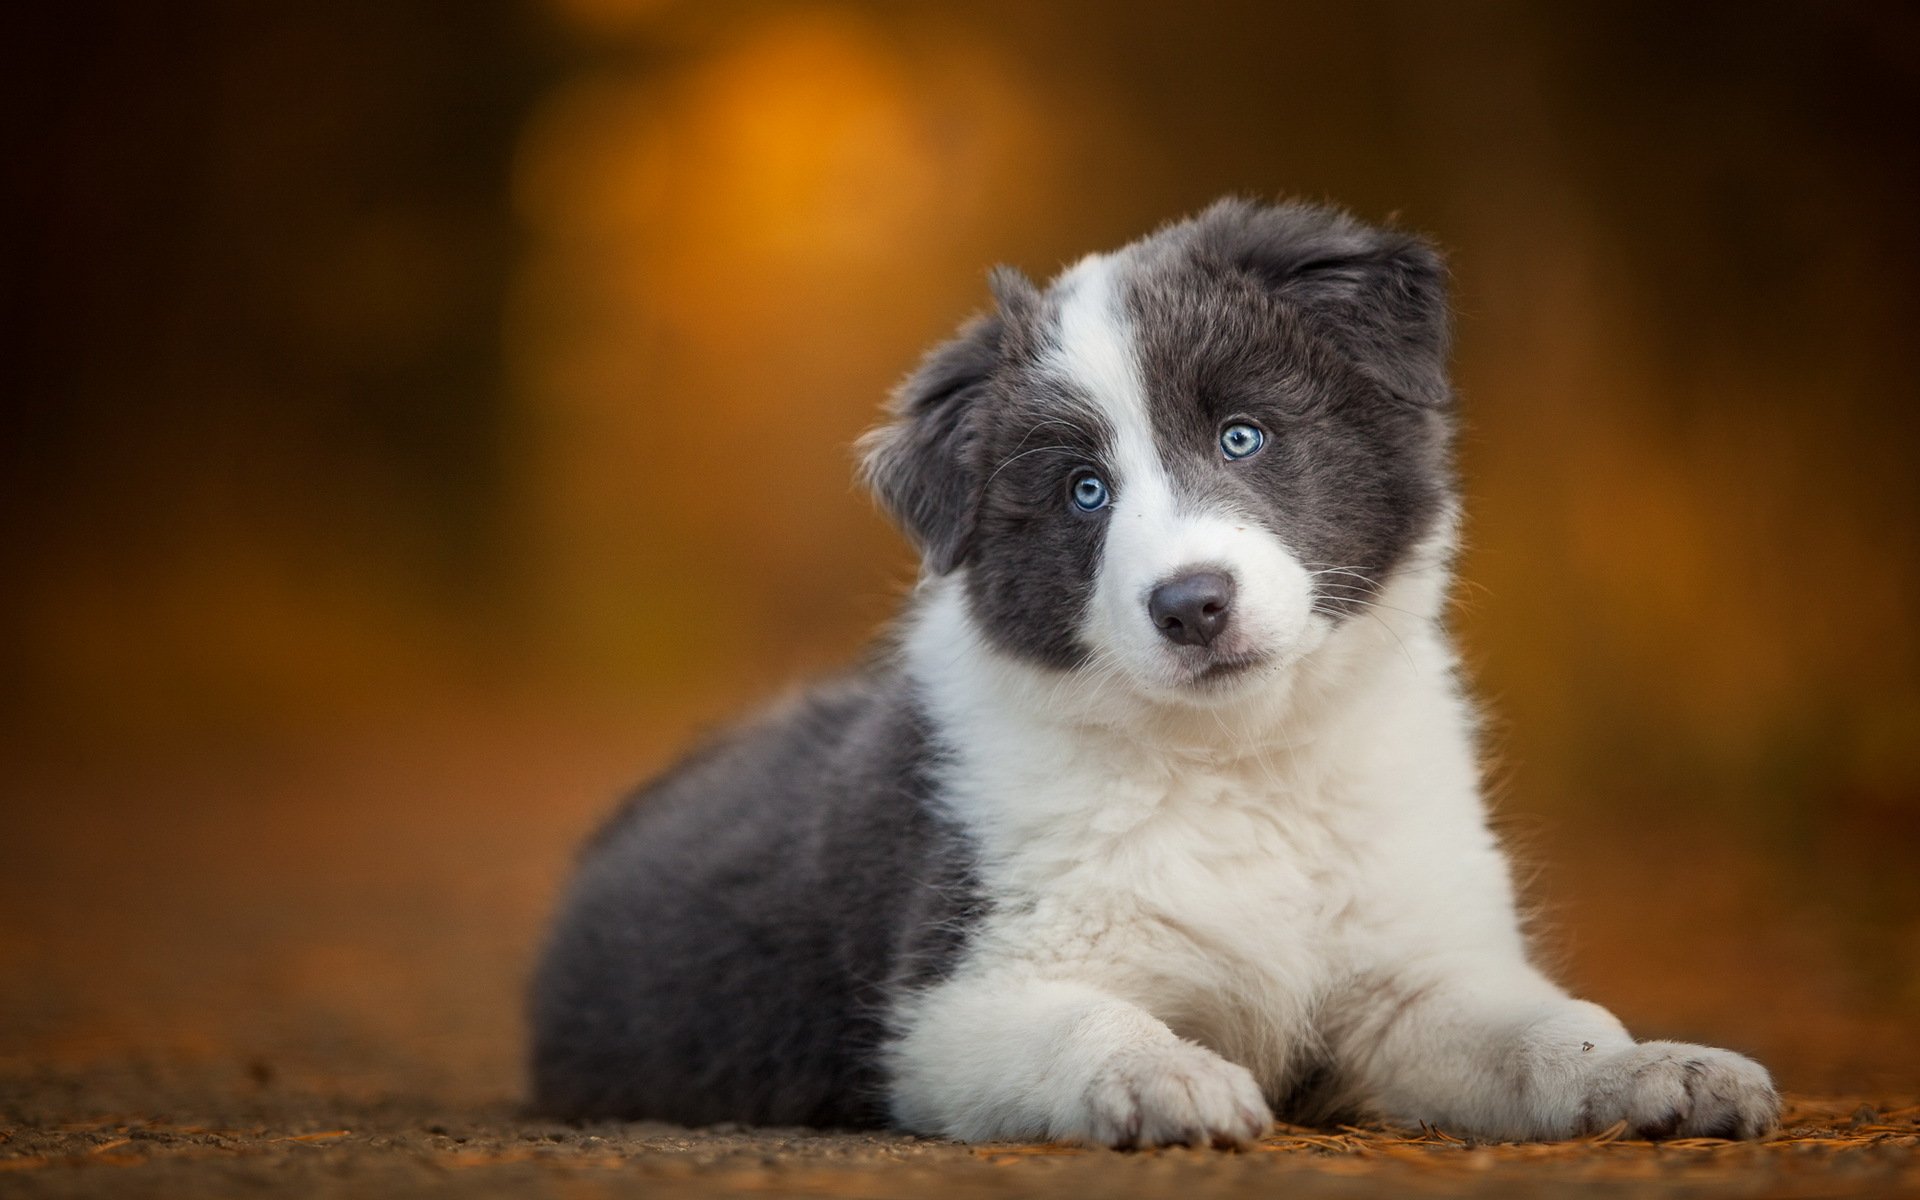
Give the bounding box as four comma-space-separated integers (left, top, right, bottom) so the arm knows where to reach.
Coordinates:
1045, 252, 1174, 527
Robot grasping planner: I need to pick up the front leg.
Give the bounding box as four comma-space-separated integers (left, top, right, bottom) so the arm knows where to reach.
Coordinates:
886, 974, 1273, 1147
1333, 963, 1779, 1140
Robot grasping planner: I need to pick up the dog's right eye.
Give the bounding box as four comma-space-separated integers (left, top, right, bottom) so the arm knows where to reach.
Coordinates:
1070, 474, 1111, 513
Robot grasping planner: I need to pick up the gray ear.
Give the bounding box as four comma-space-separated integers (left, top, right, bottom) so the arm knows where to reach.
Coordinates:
1211, 199, 1452, 408
858, 311, 1004, 575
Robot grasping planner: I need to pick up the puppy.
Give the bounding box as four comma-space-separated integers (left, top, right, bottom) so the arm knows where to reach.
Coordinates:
528, 199, 1780, 1146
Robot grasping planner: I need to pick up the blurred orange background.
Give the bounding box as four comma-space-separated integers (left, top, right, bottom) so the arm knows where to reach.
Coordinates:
2, 2, 1916, 1103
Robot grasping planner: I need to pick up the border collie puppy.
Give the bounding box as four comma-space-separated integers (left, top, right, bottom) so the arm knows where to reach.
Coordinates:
529, 199, 1780, 1146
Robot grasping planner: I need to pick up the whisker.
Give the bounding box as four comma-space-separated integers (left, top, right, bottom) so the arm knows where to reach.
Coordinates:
984, 444, 1077, 487
1313, 584, 1426, 622
1306, 567, 1381, 585
1308, 588, 1418, 668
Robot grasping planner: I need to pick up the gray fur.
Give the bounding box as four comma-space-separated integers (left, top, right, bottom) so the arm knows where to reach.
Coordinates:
528, 671, 982, 1126
1120, 199, 1454, 618
528, 198, 1454, 1127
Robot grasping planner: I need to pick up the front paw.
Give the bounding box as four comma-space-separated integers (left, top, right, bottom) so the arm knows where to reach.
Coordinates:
1579, 1042, 1780, 1139
1073, 1039, 1273, 1149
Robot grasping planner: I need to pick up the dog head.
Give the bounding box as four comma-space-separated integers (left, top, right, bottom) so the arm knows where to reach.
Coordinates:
862, 199, 1456, 708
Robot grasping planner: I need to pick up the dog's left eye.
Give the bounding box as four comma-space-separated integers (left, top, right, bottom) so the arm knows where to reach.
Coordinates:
1220, 423, 1264, 460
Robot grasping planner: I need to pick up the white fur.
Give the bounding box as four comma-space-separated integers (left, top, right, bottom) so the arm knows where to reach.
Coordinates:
881, 260, 1778, 1146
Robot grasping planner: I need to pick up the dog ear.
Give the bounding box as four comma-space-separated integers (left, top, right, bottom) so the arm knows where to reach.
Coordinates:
1212, 199, 1452, 409
858, 304, 1007, 575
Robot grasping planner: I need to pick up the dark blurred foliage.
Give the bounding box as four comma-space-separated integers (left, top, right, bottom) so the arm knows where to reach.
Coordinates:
3, 2, 557, 731
0, 1, 1915, 1096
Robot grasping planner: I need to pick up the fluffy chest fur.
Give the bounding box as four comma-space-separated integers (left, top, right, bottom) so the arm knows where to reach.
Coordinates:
900, 563, 1512, 1092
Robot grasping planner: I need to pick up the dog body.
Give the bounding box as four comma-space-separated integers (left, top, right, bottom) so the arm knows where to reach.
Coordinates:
530, 201, 1779, 1145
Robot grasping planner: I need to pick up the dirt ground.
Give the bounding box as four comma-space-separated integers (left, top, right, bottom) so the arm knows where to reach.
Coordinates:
3, 700, 1917, 1197
3, 1067, 1916, 1200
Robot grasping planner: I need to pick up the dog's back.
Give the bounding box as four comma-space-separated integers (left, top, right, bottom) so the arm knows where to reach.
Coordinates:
528, 671, 977, 1126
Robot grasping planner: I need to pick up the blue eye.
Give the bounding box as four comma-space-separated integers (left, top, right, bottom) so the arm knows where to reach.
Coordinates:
1071, 474, 1110, 512
1220, 422, 1264, 460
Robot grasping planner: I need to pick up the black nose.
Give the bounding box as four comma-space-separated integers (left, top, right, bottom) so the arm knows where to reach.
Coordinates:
1148, 571, 1235, 647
